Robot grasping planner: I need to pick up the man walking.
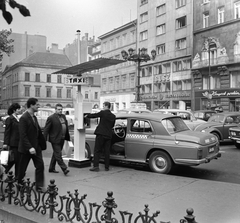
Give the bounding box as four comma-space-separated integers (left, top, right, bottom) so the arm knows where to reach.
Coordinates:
85, 102, 116, 172
43, 104, 70, 175
18, 98, 46, 192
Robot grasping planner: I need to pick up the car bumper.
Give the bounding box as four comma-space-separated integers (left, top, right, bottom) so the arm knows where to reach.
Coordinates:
229, 136, 240, 142
175, 152, 222, 165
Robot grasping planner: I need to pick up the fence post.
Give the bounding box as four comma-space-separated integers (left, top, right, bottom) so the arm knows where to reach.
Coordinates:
102, 191, 118, 223
5, 171, 15, 205
181, 208, 197, 223
48, 179, 58, 219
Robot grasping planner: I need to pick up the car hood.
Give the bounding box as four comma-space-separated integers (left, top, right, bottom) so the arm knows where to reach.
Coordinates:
175, 130, 217, 145
194, 122, 221, 131
229, 126, 240, 131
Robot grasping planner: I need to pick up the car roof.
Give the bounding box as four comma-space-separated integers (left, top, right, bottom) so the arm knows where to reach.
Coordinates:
211, 112, 240, 116
194, 110, 216, 113
153, 109, 192, 113
118, 108, 151, 112
116, 112, 177, 120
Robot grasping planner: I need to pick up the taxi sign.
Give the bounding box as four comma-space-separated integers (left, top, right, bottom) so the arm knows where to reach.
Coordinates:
64, 77, 89, 85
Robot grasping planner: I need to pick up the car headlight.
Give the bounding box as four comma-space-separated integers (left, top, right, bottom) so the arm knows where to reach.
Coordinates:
201, 130, 206, 133
231, 131, 236, 136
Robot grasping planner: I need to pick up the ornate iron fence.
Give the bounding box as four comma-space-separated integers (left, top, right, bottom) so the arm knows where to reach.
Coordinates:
0, 172, 198, 223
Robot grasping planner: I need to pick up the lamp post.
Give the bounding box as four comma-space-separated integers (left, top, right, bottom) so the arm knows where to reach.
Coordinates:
121, 48, 156, 103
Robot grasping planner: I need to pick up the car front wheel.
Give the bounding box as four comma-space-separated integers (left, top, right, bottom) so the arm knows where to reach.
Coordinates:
149, 151, 172, 174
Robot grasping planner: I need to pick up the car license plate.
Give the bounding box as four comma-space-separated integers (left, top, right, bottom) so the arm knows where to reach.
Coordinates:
209, 147, 214, 153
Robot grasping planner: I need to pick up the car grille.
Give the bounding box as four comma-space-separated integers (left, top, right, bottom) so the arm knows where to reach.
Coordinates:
230, 131, 240, 138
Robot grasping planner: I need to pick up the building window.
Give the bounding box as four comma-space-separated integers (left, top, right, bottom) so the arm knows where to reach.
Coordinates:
140, 30, 148, 41
156, 4, 166, 16
102, 42, 107, 53
176, 0, 186, 8
162, 63, 171, 73
140, 12, 148, 23
130, 73, 135, 88
203, 12, 209, 28
57, 89, 62, 98
46, 88, 51, 97
211, 75, 220, 89
35, 87, 40, 97
234, 1, 240, 19
121, 75, 126, 89
110, 39, 114, 50
66, 89, 71, 98
116, 36, 120, 48
25, 86, 30, 97
203, 76, 210, 90
47, 74, 51, 83
154, 64, 162, 74
231, 71, 240, 88
85, 91, 89, 99
175, 38, 186, 50
182, 79, 191, 90
115, 76, 120, 90
176, 16, 186, 29
182, 59, 191, 69
35, 73, 40, 82
173, 61, 182, 72
130, 30, 136, 43
25, 72, 30, 81
102, 78, 107, 91
94, 92, 98, 99
218, 7, 224, 24
157, 44, 165, 55
122, 33, 127, 45
57, 75, 62, 83
156, 24, 166, 35
173, 80, 182, 91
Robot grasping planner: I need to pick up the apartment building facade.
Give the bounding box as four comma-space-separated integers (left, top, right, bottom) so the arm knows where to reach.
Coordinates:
192, 0, 240, 112
98, 21, 137, 111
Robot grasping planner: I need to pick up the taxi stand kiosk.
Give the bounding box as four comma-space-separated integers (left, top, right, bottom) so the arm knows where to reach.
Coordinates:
65, 76, 92, 168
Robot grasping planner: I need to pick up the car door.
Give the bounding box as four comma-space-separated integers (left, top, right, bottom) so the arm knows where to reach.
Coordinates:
124, 118, 154, 162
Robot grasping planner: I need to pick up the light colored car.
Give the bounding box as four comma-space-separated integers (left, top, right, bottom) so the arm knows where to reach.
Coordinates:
116, 108, 152, 114
153, 109, 206, 130
85, 113, 221, 174
36, 108, 74, 129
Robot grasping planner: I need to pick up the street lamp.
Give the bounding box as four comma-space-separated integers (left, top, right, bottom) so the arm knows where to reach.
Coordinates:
121, 48, 156, 103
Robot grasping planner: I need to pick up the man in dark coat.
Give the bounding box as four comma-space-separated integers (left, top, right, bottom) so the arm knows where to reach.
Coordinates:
43, 104, 70, 175
85, 101, 116, 171
18, 98, 46, 192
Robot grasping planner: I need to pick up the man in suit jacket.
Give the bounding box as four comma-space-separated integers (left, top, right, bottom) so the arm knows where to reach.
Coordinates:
18, 98, 46, 192
85, 101, 116, 172
43, 104, 70, 175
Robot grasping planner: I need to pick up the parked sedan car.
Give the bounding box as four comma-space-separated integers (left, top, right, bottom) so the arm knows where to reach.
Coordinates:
194, 112, 240, 142
117, 108, 152, 114
85, 113, 221, 174
193, 110, 217, 121
228, 127, 240, 149
153, 109, 206, 130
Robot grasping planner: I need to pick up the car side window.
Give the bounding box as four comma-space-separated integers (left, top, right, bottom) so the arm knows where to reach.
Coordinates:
130, 119, 152, 133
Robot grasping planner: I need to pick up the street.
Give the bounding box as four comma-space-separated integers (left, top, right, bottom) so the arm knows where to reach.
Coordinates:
0, 125, 239, 185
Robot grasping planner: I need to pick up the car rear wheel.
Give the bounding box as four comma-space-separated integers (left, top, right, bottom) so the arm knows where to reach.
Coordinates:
234, 142, 240, 149
149, 151, 172, 174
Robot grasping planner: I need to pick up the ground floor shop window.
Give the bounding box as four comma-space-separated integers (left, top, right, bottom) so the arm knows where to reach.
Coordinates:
230, 98, 240, 111
202, 98, 221, 110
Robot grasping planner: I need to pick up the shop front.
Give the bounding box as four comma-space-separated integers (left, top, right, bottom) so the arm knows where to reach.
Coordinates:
141, 90, 192, 111
194, 89, 240, 112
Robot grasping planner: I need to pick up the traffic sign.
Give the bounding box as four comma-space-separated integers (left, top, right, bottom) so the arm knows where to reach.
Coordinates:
64, 77, 89, 85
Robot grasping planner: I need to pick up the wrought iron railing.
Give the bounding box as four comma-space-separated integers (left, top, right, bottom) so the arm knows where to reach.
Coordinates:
0, 172, 198, 223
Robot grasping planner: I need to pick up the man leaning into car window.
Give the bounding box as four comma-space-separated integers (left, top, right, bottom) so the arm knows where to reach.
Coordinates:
85, 102, 116, 172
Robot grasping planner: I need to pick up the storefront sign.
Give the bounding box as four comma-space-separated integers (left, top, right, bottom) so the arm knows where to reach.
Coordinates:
201, 90, 240, 98
166, 93, 190, 98
141, 95, 158, 100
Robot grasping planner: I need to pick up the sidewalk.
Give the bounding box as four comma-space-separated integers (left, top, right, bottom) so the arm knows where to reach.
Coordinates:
1, 155, 240, 223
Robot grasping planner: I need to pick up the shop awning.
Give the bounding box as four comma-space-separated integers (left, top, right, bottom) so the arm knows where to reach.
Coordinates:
53, 57, 125, 75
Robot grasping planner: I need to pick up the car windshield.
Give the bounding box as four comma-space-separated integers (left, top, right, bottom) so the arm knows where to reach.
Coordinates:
208, 114, 225, 123
161, 117, 189, 134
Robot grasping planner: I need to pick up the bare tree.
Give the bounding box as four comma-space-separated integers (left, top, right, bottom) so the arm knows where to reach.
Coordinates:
0, 0, 30, 24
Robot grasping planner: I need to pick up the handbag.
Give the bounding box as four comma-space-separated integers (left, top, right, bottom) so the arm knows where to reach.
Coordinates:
0, 150, 9, 165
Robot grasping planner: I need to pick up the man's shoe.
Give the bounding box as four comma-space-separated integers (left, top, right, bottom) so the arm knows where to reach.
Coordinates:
49, 170, 59, 173
63, 169, 70, 175
90, 167, 99, 172
105, 167, 109, 171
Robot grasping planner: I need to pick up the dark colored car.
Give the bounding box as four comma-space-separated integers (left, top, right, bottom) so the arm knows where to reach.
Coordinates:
193, 110, 217, 121
85, 113, 221, 174
194, 112, 240, 142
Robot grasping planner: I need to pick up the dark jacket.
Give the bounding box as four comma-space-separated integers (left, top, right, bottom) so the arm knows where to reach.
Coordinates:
87, 110, 116, 139
4, 115, 20, 147
18, 111, 46, 154
43, 113, 70, 144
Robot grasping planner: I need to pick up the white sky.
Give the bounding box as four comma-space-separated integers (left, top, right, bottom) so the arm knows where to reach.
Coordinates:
0, 0, 137, 49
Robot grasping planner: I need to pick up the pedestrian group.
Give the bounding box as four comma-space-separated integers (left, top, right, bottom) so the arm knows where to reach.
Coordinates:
1, 98, 115, 192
